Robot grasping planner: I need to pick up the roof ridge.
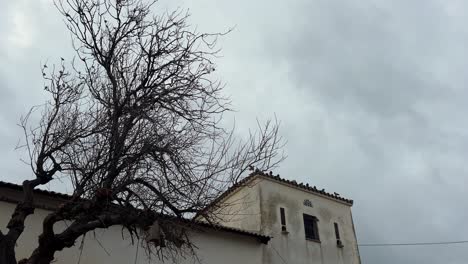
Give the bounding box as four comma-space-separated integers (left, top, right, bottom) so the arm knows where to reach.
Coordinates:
249, 170, 353, 205
0, 180, 71, 199
195, 169, 353, 219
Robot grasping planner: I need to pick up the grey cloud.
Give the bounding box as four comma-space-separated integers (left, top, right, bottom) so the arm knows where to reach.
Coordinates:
258, 1, 468, 263
2, 0, 468, 263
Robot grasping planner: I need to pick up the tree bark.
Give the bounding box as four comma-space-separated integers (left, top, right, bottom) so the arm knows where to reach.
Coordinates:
25, 246, 57, 264
0, 235, 17, 264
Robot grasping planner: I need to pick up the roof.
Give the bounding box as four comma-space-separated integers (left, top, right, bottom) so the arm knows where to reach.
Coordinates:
197, 170, 353, 216
0, 180, 270, 244
190, 220, 270, 244
0, 181, 72, 200
251, 170, 354, 205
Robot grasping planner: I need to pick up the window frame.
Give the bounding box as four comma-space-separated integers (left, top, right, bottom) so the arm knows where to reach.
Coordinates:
334, 222, 341, 240
280, 207, 287, 232
334, 222, 344, 248
303, 214, 320, 242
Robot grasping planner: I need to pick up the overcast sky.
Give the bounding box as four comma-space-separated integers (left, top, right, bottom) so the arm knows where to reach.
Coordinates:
3, 0, 468, 263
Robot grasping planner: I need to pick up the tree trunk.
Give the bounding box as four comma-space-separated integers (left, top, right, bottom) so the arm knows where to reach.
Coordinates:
0, 235, 17, 264
25, 249, 56, 264
23, 232, 59, 264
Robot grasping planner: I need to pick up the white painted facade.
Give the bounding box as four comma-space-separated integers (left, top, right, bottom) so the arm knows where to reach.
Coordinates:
0, 201, 264, 264
208, 175, 361, 264
0, 174, 361, 263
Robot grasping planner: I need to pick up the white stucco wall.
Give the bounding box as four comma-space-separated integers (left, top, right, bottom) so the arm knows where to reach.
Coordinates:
217, 175, 361, 264
0, 201, 264, 264
258, 177, 361, 264
204, 178, 262, 232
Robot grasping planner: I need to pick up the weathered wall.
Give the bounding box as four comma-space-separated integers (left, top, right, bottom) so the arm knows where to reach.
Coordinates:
258, 178, 361, 264
205, 177, 262, 232
216, 175, 361, 264
0, 201, 264, 264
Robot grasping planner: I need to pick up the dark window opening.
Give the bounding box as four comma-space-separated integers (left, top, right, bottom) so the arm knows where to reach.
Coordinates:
334, 222, 340, 240
334, 222, 344, 248
280, 207, 287, 232
303, 214, 319, 241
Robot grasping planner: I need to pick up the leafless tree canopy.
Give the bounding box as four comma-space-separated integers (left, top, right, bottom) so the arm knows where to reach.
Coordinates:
0, 0, 284, 263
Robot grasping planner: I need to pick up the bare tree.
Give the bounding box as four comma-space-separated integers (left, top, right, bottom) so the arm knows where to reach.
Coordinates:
0, 0, 284, 263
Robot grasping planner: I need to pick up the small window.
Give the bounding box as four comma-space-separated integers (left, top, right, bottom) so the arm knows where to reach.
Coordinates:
334, 222, 341, 240
280, 207, 287, 232
334, 222, 344, 248
303, 214, 319, 241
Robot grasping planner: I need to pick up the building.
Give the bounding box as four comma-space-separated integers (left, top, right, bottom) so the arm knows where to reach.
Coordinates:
0, 171, 361, 264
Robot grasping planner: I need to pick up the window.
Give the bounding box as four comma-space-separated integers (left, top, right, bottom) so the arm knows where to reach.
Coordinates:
334, 222, 344, 248
280, 207, 287, 232
303, 214, 319, 241
334, 222, 341, 240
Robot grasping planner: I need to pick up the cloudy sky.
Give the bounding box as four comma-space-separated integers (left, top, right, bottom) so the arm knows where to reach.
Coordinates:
2, 0, 468, 263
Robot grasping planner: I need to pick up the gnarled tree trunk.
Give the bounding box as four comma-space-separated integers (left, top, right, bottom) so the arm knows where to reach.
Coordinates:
0, 235, 17, 264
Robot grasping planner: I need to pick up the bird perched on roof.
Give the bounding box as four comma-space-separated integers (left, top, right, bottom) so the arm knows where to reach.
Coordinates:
334, 192, 340, 196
